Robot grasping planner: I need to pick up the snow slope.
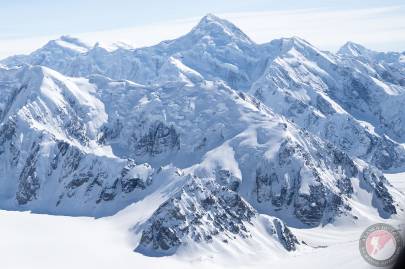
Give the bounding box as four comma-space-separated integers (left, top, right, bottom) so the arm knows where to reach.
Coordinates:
386, 173, 405, 193
1, 198, 403, 269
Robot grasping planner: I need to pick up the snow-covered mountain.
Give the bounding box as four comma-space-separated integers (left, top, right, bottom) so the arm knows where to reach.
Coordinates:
4, 15, 405, 171
249, 37, 405, 171
1, 14, 404, 257
338, 41, 405, 87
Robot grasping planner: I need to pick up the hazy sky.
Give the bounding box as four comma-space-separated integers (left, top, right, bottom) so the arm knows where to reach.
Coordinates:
0, 0, 404, 57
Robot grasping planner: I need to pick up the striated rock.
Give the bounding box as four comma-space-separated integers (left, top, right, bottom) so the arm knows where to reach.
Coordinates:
136, 176, 301, 256
136, 177, 256, 255
361, 167, 397, 217
132, 121, 180, 157
254, 135, 395, 227
17, 142, 41, 205
215, 169, 240, 191
272, 218, 299, 251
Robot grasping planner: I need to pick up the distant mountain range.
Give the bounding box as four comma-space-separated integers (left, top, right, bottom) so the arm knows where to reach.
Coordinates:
0, 14, 404, 256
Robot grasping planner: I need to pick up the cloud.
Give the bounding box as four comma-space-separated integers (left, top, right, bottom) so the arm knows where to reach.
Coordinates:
0, 6, 404, 58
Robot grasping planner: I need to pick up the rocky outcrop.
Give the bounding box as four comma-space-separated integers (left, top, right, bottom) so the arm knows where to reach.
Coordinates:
254, 134, 395, 227
272, 218, 299, 251
136, 176, 299, 256
131, 121, 180, 157
136, 177, 256, 255
361, 167, 397, 217
17, 142, 41, 205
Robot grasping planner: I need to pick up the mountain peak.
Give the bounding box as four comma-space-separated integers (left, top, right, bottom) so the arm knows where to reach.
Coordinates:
264, 36, 325, 57
338, 41, 374, 58
200, 13, 222, 23
45, 35, 91, 53
281, 36, 313, 48
190, 14, 253, 45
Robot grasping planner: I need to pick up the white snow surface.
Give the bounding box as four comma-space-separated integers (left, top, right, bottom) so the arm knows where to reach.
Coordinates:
1, 201, 403, 269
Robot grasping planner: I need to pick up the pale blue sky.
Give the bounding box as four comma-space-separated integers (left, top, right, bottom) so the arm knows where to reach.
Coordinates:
0, 1, 404, 57
1, 0, 404, 39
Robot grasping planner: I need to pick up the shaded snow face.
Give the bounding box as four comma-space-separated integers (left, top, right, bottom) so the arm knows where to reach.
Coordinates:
0, 14, 404, 257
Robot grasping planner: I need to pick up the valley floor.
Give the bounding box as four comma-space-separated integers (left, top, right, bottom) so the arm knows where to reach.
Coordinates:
0, 172, 403, 269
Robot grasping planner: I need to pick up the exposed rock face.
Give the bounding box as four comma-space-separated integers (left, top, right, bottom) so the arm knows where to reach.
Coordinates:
132, 121, 180, 157
272, 218, 299, 251
0, 118, 18, 158
14, 136, 154, 215
97, 119, 123, 145
215, 169, 241, 191
361, 167, 397, 217
51, 143, 154, 211
17, 142, 41, 205
253, 134, 393, 227
120, 161, 152, 193
136, 177, 299, 256
136, 177, 256, 255
97, 161, 153, 203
